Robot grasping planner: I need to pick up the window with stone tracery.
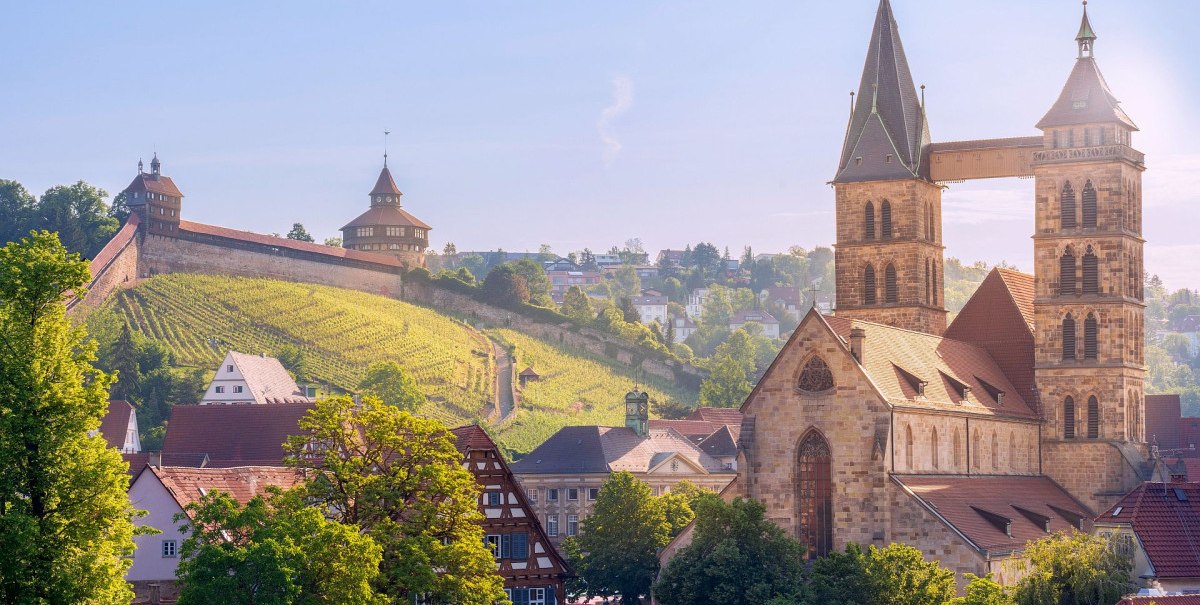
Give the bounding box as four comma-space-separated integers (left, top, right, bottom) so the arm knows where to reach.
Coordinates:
797, 431, 832, 559
797, 356, 835, 393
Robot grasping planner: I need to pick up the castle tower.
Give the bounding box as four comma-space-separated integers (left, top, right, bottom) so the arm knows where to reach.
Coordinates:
340, 159, 432, 267
832, 0, 946, 335
122, 153, 183, 237
1034, 3, 1147, 511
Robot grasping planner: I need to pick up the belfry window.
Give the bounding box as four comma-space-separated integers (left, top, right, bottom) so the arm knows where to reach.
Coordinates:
864, 202, 876, 240
1064, 397, 1076, 439
1082, 247, 1099, 295
1084, 313, 1098, 360
796, 431, 832, 559
1087, 396, 1100, 438
884, 264, 898, 304
798, 356, 835, 393
881, 201, 893, 239
1060, 248, 1077, 295
1082, 180, 1098, 228
1061, 182, 1077, 229
864, 265, 877, 305
1062, 314, 1077, 360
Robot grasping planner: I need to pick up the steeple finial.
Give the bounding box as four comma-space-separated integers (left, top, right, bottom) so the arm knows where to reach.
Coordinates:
138, 158, 144, 174
150, 153, 161, 177
1076, 0, 1096, 58
383, 130, 390, 167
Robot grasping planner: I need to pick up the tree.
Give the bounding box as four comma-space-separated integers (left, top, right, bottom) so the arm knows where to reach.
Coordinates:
176, 490, 385, 605
35, 181, 119, 257
284, 396, 504, 605
690, 242, 721, 279
537, 243, 556, 262
443, 242, 457, 257
359, 360, 425, 411
0, 179, 36, 245
561, 286, 594, 322
612, 265, 642, 300
324, 236, 343, 248
698, 355, 752, 408
572, 472, 673, 605
108, 191, 132, 223
952, 573, 1013, 605
0, 231, 139, 604
654, 497, 807, 605
481, 264, 530, 308
276, 343, 310, 382
286, 223, 315, 242
806, 543, 957, 605
618, 297, 641, 323
808, 544, 872, 605
509, 259, 553, 307
1012, 532, 1132, 605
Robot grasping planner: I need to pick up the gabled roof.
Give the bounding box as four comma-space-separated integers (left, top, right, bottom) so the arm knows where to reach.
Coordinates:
687, 407, 744, 426
218, 351, 310, 405
731, 309, 778, 326
1099, 482, 1200, 579
510, 426, 732, 476
141, 465, 302, 518
98, 400, 136, 450
896, 475, 1093, 553
834, 0, 930, 183
450, 424, 498, 453
518, 367, 540, 378
162, 403, 314, 467
123, 171, 184, 198
340, 205, 432, 231
370, 165, 403, 196
697, 425, 738, 458
1145, 394, 1183, 450
944, 268, 1036, 407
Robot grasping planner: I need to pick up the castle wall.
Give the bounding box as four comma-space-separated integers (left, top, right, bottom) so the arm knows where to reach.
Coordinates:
71, 218, 142, 311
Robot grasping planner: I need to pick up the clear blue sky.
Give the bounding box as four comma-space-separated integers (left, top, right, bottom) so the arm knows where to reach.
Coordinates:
2, 1, 1197, 289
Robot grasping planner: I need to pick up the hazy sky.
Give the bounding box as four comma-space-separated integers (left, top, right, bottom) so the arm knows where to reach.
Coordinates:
3, 1, 1197, 289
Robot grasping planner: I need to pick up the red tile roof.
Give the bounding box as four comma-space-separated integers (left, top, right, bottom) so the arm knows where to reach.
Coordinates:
99, 400, 135, 450
896, 474, 1093, 553
927, 136, 1044, 153
87, 214, 139, 276
162, 403, 314, 467
340, 205, 432, 230
370, 165, 403, 196
688, 407, 744, 427
178, 220, 406, 268
1098, 482, 1200, 579
1146, 394, 1184, 450
648, 419, 720, 440
146, 466, 302, 516
450, 424, 498, 453
1118, 596, 1200, 605
123, 172, 184, 198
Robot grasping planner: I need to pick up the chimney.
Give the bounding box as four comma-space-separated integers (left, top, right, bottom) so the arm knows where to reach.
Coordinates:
849, 327, 866, 363
149, 451, 162, 468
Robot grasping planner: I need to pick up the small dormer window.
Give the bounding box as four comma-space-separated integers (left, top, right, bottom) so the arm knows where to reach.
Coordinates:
885, 154, 893, 164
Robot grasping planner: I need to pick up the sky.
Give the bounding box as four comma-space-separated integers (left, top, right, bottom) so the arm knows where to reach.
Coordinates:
2, 1, 1197, 290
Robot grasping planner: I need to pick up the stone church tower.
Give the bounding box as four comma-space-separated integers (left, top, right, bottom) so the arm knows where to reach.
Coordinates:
1033, 5, 1148, 507
832, 0, 946, 335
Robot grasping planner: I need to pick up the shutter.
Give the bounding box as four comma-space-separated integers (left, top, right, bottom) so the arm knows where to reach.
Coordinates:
1082, 252, 1099, 295
1085, 314, 1098, 360
1082, 181, 1098, 228
864, 266, 876, 305
1060, 252, 1076, 295
1061, 183, 1077, 228
1088, 396, 1100, 438
885, 265, 898, 304
865, 202, 875, 240
881, 201, 893, 239
1064, 398, 1076, 439
501, 534, 511, 559
513, 532, 529, 560
1063, 316, 1076, 360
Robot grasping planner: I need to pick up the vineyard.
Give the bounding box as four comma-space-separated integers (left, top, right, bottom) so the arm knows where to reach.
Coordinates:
490, 328, 697, 457
88, 274, 495, 426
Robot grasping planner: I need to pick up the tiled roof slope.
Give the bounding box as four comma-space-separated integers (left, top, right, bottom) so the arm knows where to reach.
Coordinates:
178, 220, 405, 268
1145, 394, 1183, 450
1118, 597, 1200, 605
162, 403, 314, 467
124, 172, 183, 198
944, 268, 1037, 410
698, 425, 738, 458
370, 165, 403, 196
1037, 55, 1137, 130
835, 0, 930, 183
450, 424, 498, 453
1099, 482, 1200, 579
510, 426, 732, 476
510, 426, 610, 474
688, 407, 744, 427
99, 400, 135, 450
825, 315, 1035, 419
148, 466, 301, 516
897, 475, 1093, 552
228, 351, 310, 405
648, 419, 720, 442
340, 205, 432, 230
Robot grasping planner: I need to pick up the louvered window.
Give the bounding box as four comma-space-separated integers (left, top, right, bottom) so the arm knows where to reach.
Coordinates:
885, 264, 898, 303
1084, 313, 1098, 360
864, 265, 877, 305
864, 202, 875, 240
1082, 180, 1098, 228
881, 200, 893, 239
1062, 314, 1077, 360
1087, 396, 1100, 438
1082, 247, 1099, 294
1061, 182, 1077, 229
1060, 249, 1076, 295
1064, 397, 1076, 438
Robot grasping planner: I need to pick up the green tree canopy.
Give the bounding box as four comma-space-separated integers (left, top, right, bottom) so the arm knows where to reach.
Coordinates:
35, 181, 119, 257
176, 489, 385, 605
1012, 532, 1132, 605
0, 231, 139, 604
284, 396, 504, 605
481, 264, 530, 308
806, 543, 958, 605
0, 179, 37, 245
358, 360, 425, 411
509, 259, 553, 306
698, 354, 752, 408
561, 285, 594, 322
286, 222, 315, 242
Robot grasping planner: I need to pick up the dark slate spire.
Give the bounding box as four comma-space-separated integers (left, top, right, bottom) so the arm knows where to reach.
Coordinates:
834, 0, 930, 184
1076, 1, 1096, 58
1036, 2, 1137, 131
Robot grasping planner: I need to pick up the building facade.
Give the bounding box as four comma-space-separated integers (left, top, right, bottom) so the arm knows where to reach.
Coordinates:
340, 162, 432, 267
200, 351, 313, 405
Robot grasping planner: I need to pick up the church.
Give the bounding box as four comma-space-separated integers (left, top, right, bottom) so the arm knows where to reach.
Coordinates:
736, 0, 1149, 581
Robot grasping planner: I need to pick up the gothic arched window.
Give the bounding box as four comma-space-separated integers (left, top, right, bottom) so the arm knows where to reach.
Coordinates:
1082, 246, 1099, 295
972, 429, 981, 469
1064, 396, 1076, 439
991, 432, 999, 470
865, 201, 876, 240
1008, 432, 1016, 469
1084, 313, 1098, 360
864, 264, 877, 305
953, 428, 962, 469
1060, 247, 1077, 295
798, 356, 835, 393
925, 259, 931, 304
904, 424, 913, 471
881, 200, 893, 239
1087, 396, 1100, 438
1063, 314, 1077, 360
1061, 181, 1077, 229
797, 431, 833, 559
931, 427, 939, 470
885, 264, 898, 304
1082, 180, 1098, 228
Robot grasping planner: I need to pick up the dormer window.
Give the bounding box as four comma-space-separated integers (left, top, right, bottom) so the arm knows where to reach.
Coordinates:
940, 371, 971, 403
893, 364, 926, 397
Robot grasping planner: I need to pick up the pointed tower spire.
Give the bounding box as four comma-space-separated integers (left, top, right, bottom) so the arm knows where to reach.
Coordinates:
1077, 1, 1096, 58
1036, 2, 1136, 130
834, 0, 930, 183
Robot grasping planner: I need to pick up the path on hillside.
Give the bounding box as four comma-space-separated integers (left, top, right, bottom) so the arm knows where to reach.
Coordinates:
492, 341, 515, 422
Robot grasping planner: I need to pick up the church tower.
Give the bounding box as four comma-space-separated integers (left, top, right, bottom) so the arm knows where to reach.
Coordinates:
1034, 3, 1147, 510
832, 0, 945, 335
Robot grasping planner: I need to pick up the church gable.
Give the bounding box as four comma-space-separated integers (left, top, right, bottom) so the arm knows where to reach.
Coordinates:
945, 268, 1037, 408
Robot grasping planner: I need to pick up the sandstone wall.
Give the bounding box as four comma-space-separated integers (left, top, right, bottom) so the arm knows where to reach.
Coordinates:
891, 411, 1040, 475
71, 219, 142, 312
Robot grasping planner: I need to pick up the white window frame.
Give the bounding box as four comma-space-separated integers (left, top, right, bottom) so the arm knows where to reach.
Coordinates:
485, 534, 501, 559
214, 386, 225, 394
527, 488, 538, 503
233, 385, 243, 393
162, 539, 177, 558
567, 514, 578, 537
529, 587, 546, 605
587, 487, 599, 501
546, 515, 558, 537
567, 488, 579, 501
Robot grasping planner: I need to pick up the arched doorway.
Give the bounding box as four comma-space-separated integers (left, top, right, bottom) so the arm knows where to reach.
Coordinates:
797, 430, 833, 559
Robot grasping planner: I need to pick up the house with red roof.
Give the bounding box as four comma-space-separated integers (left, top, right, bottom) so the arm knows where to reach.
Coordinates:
96, 400, 141, 454
1096, 482, 1200, 595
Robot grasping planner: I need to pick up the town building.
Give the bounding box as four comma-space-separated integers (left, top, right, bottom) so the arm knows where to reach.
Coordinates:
730, 309, 781, 339
685, 288, 709, 320
340, 159, 432, 267
96, 399, 142, 454
669, 315, 697, 342
511, 391, 737, 552
656, 249, 686, 268
543, 258, 602, 298
200, 351, 313, 405
761, 286, 804, 322
452, 425, 570, 604
161, 402, 313, 467
629, 291, 669, 327
1096, 482, 1200, 595
732, 0, 1155, 585
593, 254, 622, 268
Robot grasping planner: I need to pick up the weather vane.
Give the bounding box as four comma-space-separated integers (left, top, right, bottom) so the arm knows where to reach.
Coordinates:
383, 130, 390, 166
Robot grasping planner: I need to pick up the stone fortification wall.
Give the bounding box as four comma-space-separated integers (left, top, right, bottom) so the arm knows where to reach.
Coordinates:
70, 217, 142, 312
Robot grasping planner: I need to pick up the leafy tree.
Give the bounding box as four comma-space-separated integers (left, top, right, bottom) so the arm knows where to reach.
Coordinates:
455, 266, 477, 285
324, 236, 343, 247
108, 191, 132, 223
689, 242, 722, 279
572, 472, 672, 605
35, 181, 119, 257
698, 355, 752, 408
176, 490, 385, 605
284, 396, 504, 605
809, 544, 872, 605
0, 179, 36, 244
107, 324, 144, 400
286, 222, 315, 242
0, 231, 138, 604
618, 296, 641, 323
537, 243, 556, 262
442, 242, 457, 257
1012, 532, 1132, 605
481, 264, 530, 308
561, 285, 594, 322
654, 497, 807, 605
509, 259, 553, 306
651, 397, 694, 420
863, 542, 957, 605
276, 343, 310, 382
612, 265, 642, 300
952, 573, 1013, 605
359, 360, 425, 411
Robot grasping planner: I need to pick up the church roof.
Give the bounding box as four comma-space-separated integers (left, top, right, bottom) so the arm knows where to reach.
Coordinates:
340, 205, 432, 231
945, 268, 1037, 408
1036, 9, 1136, 130
834, 0, 930, 183
370, 165, 403, 196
